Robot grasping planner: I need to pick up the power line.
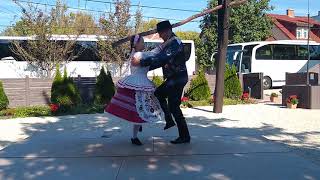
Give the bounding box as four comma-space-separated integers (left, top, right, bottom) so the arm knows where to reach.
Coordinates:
0, 5, 19, 14
0, 9, 12, 15
0, 24, 113, 30
86, 0, 201, 13
13, 0, 200, 23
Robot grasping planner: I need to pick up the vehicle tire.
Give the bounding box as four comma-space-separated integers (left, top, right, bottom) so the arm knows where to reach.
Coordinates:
263, 76, 272, 90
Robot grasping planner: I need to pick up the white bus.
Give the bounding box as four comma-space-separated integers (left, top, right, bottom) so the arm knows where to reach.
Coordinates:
226, 40, 320, 89
0, 35, 196, 78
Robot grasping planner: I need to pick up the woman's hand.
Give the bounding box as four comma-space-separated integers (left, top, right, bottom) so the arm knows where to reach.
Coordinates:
131, 52, 141, 66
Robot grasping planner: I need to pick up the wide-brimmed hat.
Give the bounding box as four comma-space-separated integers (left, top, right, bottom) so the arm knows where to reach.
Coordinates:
156, 20, 172, 32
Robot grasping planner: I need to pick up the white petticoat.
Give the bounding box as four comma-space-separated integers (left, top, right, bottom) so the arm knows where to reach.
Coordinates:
117, 73, 155, 91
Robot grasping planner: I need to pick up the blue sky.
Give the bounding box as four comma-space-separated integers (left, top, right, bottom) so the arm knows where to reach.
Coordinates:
0, 0, 319, 33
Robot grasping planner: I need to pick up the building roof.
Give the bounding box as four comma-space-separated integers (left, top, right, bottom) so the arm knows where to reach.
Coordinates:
144, 33, 162, 41
268, 14, 320, 42
268, 14, 320, 26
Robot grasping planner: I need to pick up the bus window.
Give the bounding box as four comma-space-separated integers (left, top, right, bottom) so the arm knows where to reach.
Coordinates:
241, 44, 257, 72
183, 43, 192, 60
144, 42, 159, 51
7, 40, 27, 61
273, 44, 295, 60
296, 45, 308, 60
226, 45, 242, 65
256, 45, 273, 60
0, 40, 12, 59
74, 41, 99, 61
310, 45, 320, 60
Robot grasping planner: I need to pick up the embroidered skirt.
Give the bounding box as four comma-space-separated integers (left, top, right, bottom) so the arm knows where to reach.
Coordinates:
105, 87, 163, 124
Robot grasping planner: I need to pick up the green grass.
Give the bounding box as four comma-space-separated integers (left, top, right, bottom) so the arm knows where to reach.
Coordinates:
0, 104, 105, 119
55, 104, 104, 116
188, 98, 257, 107
0, 106, 51, 119
0, 98, 256, 119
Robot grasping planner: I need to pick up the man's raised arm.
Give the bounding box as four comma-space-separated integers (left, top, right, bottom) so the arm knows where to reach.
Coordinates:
140, 39, 183, 70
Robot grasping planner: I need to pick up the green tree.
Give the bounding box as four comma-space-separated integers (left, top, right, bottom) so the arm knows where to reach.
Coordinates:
7, 1, 94, 77
97, 0, 141, 75
51, 64, 63, 93
0, 81, 9, 110
186, 70, 211, 101
224, 64, 242, 99
200, 0, 273, 67
175, 31, 200, 41
51, 65, 81, 112
141, 19, 160, 32
94, 67, 115, 105
4, 1, 98, 36
151, 74, 164, 87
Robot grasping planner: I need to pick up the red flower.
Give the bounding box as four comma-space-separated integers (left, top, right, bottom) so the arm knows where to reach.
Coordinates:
50, 103, 59, 112
241, 92, 250, 100
181, 97, 189, 102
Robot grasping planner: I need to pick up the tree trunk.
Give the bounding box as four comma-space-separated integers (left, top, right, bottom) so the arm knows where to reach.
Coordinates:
214, 0, 230, 113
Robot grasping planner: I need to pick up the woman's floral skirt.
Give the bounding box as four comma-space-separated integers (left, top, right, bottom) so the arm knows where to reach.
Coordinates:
105, 87, 164, 124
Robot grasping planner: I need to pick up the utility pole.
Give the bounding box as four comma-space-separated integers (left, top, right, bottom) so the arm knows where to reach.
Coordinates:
214, 0, 230, 113
306, 0, 310, 85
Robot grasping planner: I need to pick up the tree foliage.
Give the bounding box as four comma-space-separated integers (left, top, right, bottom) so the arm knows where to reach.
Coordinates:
97, 0, 142, 72
0, 81, 9, 111
4, 1, 98, 36
151, 74, 164, 87
224, 64, 242, 99
7, 1, 94, 77
94, 67, 115, 105
199, 0, 273, 67
51, 64, 82, 112
186, 70, 211, 101
141, 19, 160, 32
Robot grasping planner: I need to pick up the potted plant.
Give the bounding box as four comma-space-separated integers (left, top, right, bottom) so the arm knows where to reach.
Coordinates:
286, 95, 299, 109
270, 93, 278, 102
180, 97, 189, 108
241, 92, 250, 101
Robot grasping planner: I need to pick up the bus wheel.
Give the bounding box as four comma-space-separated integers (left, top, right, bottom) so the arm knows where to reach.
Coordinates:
263, 76, 272, 90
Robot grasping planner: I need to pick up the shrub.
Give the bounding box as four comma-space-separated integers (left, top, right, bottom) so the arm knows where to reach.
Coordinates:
94, 67, 115, 105
224, 64, 242, 99
271, 93, 278, 97
2, 108, 15, 116
0, 81, 9, 110
186, 70, 211, 101
0, 104, 105, 118
13, 106, 51, 118
51, 65, 81, 112
152, 75, 164, 87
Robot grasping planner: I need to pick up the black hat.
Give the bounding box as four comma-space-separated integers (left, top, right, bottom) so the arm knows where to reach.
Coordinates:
156, 20, 172, 32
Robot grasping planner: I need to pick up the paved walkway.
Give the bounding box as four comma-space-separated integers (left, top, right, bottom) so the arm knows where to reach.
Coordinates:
0, 104, 320, 180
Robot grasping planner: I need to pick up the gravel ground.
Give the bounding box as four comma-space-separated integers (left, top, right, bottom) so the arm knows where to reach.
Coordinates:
184, 104, 320, 165
1, 104, 319, 166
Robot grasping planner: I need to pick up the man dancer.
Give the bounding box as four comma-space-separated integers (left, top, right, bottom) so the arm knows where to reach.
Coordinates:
139, 20, 191, 144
